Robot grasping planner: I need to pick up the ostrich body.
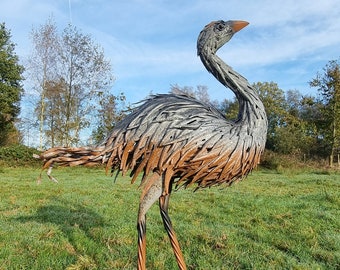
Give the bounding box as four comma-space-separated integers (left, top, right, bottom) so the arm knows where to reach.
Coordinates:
38, 20, 267, 270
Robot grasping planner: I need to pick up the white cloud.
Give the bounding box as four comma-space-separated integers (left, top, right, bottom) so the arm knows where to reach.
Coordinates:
1, 0, 339, 103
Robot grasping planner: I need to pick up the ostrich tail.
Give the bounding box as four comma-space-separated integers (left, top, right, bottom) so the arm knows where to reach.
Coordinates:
34, 146, 107, 183
37, 146, 107, 168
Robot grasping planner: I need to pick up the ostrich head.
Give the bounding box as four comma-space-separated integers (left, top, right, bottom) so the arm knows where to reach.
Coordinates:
197, 20, 249, 56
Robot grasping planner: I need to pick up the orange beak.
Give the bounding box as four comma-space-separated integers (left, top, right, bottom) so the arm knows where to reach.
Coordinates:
231, 20, 249, 33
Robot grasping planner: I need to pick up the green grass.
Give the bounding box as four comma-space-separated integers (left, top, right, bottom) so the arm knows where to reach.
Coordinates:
0, 167, 339, 269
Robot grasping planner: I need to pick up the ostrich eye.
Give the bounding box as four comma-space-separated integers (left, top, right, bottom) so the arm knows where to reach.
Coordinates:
216, 23, 224, 31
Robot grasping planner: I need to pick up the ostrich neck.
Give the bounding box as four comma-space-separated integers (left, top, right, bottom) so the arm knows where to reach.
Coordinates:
199, 51, 267, 129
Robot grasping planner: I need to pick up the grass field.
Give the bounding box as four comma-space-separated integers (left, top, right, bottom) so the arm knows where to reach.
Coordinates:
0, 166, 339, 269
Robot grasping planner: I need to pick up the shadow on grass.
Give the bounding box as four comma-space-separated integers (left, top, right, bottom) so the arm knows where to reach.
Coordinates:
15, 198, 106, 248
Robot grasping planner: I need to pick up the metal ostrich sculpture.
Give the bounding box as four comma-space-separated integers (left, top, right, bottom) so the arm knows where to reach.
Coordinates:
37, 20, 267, 270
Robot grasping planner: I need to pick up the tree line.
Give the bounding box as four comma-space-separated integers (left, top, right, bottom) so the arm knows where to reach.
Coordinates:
0, 20, 339, 166
170, 65, 340, 167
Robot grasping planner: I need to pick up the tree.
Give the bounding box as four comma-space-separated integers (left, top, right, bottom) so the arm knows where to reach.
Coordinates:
169, 84, 212, 103
299, 96, 325, 156
56, 25, 114, 146
26, 17, 59, 149
252, 82, 287, 150
219, 97, 239, 120
55, 25, 115, 146
272, 89, 321, 155
42, 79, 68, 147
0, 23, 24, 146
91, 92, 127, 144
310, 59, 340, 166
170, 84, 195, 98
27, 20, 115, 147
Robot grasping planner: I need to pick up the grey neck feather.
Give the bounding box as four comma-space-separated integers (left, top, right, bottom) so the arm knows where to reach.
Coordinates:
198, 49, 267, 129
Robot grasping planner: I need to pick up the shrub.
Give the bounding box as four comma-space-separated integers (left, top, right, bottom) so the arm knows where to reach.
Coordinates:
259, 150, 332, 174
0, 144, 41, 167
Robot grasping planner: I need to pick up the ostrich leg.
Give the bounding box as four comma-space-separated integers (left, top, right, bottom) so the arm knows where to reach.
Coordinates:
159, 194, 187, 270
137, 173, 162, 270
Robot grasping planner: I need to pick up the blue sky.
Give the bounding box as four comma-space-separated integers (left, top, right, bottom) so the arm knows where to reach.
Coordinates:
2, 0, 340, 106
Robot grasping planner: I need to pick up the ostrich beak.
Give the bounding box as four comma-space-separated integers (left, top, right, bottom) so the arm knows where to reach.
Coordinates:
231, 21, 249, 33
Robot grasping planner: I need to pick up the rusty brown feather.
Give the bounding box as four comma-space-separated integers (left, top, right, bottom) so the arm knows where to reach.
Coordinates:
37, 20, 267, 270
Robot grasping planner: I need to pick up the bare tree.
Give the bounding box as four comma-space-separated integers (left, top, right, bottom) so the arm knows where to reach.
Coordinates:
170, 84, 195, 97
26, 17, 59, 149
170, 84, 211, 103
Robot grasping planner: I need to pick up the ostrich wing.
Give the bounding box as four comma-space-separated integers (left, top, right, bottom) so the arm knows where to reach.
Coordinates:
98, 94, 260, 193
